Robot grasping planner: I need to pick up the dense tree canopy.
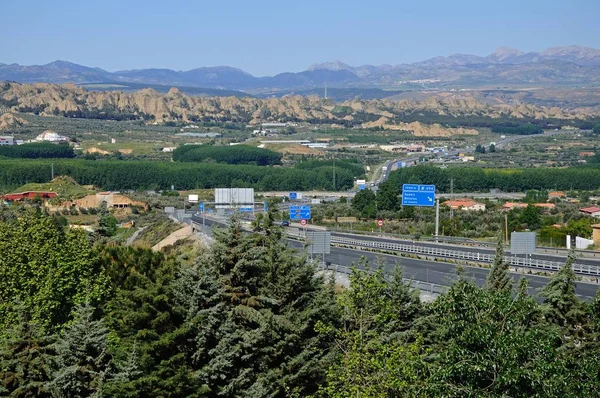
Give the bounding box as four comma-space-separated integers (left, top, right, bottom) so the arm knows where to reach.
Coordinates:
173, 145, 282, 166
1, 209, 600, 397
387, 165, 600, 192
0, 159, 357, 191
0, 143, 75, 159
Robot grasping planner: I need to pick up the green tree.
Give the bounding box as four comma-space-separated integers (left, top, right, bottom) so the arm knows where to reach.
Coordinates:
539, 249, 588, 333
0, 211, 108, 330
100, 246, 203, 397
593, 123, 600, 134
177, 218, 340, 396
376, 181, 400, 212
351, 188, 377, 219
425, 279, 571, 397
489, 143, 496, 153
98, 212, 117, 237
519, 204, 541, 230
318, 265, 425, 396
0, 306, 54, 397
486, 234, 512, 293
49, 302, 112, 398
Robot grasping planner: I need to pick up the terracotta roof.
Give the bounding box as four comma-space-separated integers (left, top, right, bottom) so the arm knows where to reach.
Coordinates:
503, 202, 527, 209
534, 203, 556, 209
443, 199, 479, 209
580, 206, 600, 214
548, 191, 565, 197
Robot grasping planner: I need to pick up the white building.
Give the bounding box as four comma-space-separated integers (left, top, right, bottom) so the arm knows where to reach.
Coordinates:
162, 147, 176, 153
35, 130, 69, 143
0, 136, 15, 146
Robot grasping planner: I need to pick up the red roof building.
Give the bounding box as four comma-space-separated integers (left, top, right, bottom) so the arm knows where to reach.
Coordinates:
2, 191, 57, 201
579, 206, 600, 218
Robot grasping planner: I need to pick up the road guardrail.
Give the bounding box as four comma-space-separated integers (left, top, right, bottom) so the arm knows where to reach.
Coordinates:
331, 236, 600, 277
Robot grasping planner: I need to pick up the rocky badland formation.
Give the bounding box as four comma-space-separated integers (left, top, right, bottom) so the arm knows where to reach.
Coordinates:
0, 112, 27, 130
0, 83, 596, 134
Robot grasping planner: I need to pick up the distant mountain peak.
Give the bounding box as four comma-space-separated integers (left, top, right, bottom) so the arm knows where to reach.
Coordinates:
492, 47, 524, 59
308, 60, 353, 71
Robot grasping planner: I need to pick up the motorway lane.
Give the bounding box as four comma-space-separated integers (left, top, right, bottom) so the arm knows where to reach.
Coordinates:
192, 215, 599, 299
330, 231, 600, 267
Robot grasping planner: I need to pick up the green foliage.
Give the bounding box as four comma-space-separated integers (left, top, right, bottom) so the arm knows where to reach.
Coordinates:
376, 181, 400, 212
99, 246, 203, 397
98, 212, 117, 237
0, 143, 74, 159
3, 204, 600, 397
351, 188, 377, 218
173, 144, 282, 166
491, 124, 544, 135
318, 265, 424, 397
0, 211, 108, 330
295, 159, 365, 178
486, 235, 512, 293
519, 204, 542, 230
49, 302, 113, 397
0, 306, 54, 397
540, 250, 588, 330
425, 279, 571, 397
592, 123, 600, 134
0, 159, 356, 191
175, 217, 340, 396
388, 164, 600, 192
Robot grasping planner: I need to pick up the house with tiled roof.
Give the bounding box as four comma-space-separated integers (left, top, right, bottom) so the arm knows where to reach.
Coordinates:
442, 199, 486, 211
580, 206, 600, 219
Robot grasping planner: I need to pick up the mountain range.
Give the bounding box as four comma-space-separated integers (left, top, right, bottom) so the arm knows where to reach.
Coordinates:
1, 46, 599, 93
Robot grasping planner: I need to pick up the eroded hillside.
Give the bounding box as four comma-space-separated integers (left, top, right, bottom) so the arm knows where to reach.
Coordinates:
0, 82, 596, 128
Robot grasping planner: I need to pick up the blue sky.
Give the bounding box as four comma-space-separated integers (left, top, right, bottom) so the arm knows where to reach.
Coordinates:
2, 0, 598, 75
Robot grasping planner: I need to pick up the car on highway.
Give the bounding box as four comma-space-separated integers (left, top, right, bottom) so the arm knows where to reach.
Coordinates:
280, 221, 290, 227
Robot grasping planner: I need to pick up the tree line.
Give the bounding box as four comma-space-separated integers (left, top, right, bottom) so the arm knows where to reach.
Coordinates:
386, 165, 600, 192
172, 145, 282, 166
0, 159, 356, 192
1, 209, 600, 397
0, 143, 75, 159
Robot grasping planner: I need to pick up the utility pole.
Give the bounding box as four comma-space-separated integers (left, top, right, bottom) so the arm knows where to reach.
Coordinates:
435, 198, 440, 242
505, 213, 509, 244
51, 163, 54, 180
450, 177, 454, 220
332, 158, 336, 191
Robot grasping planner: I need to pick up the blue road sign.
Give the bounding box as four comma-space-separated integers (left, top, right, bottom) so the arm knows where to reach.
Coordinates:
239, 207, 254, 212
401, 184, 435, 207
199, 202, 204, 211
289, 205, 311, 220
358, 184, 367, 190
289, 192, 298, 200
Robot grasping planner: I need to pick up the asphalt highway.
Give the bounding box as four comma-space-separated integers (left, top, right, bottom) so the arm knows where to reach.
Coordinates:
192, 215, 599, 300
329, 231, 600, 267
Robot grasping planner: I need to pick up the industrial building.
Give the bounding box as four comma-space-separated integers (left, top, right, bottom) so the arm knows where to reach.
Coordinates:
0, 136, 15, 146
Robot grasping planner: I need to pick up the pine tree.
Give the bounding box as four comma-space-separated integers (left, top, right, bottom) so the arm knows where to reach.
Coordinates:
49, 302, 112, 398
517, 276, 530, 298
486, 234, 512, 293
540, 249, 588, 337
0, 306, 54, 397
177, 215, 340, 397
101, 246, 204, 397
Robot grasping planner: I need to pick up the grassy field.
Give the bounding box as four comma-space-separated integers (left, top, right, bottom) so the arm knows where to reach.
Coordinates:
15, 176, 93, 198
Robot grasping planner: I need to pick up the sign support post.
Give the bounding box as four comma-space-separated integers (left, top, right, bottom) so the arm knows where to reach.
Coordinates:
435, 198, 439, 242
